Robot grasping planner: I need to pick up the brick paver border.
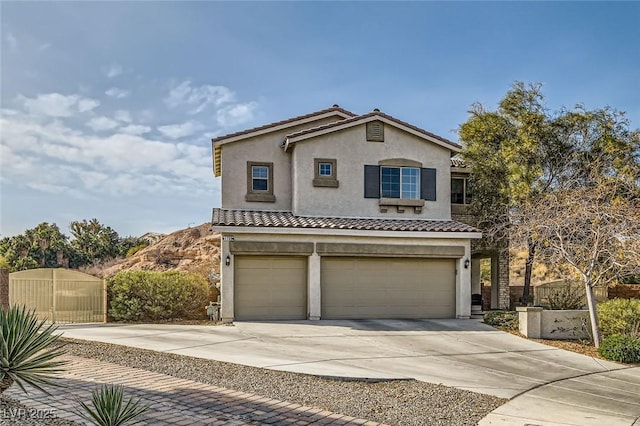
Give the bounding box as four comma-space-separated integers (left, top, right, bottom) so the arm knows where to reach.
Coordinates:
4, 355, 388, 425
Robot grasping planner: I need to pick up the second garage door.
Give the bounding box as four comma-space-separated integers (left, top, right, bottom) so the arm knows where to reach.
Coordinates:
321, 257, 456, 319
235, 256, 307, 320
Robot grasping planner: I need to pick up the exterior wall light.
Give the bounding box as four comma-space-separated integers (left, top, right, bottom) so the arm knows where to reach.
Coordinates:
464, 258, 470, 269
225, 255, 231, 266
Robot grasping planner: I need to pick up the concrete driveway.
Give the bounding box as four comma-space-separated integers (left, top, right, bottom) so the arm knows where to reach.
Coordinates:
60, 319, 640, 424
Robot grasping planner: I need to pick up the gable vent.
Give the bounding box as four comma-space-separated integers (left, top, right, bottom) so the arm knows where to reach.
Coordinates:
366, 121, 384, 142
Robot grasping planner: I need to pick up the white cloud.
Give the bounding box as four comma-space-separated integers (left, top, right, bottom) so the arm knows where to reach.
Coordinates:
19, 93, 100, 117
120, 124, 151, 135
157, 120, 204, 139
6, 33, 18, 52
0, 110, 212, 199
104, 64, 124, 78
87, 116, 119, 131
114, 110, 132, 123
77, 98, 100, 113
164, 80, 235, 114
216, 102, 258, 127
37, 42, 52, 52
105, 87, 130, 99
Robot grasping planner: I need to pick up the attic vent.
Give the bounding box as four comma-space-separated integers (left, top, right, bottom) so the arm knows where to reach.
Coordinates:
366, 121, 384, 142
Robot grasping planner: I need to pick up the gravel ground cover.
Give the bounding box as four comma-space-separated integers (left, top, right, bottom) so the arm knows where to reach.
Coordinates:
39, 337, 505, 426
2, 336, 506, 425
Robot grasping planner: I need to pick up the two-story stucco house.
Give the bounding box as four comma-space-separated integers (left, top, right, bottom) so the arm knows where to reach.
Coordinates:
211, 105, 486, 323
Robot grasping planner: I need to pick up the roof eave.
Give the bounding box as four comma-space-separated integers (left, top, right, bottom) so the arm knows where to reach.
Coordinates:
212, 109, 354, 147
212, 224, 482, 239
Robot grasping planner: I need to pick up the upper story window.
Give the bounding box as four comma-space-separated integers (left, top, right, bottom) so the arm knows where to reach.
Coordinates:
246, 161, 275, 203
364, 160, 436, 213
451, 177, 472, 204
381, 167, 420, 199
313, 158, 339, 188
252, 166, 269, 191
318, 162, 333, 177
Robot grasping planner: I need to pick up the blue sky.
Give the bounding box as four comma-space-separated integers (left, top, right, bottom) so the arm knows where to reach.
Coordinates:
1, 2, 639, 238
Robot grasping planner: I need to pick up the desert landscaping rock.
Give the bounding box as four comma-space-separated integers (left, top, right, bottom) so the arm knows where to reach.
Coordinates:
51, 338, 505, 425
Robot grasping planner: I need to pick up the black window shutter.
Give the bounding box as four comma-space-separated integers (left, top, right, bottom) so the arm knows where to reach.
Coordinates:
364, 165, 380, 198
421, 168, 436, 201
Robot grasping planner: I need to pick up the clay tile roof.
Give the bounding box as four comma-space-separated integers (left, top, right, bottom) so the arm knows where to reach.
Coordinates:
212, 105, 356, 143
212, 209, 479, 233
284, 110, 461, 150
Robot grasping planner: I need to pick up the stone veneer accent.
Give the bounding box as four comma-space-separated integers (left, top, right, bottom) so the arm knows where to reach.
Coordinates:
452, 208, 510, 310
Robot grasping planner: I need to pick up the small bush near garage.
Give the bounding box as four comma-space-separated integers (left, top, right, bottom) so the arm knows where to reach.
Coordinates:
598, 299, 640, 338
484, 310, 519, 331
598, 334, 640, 363
108, 271, 209, 321
545, 285, 585, 310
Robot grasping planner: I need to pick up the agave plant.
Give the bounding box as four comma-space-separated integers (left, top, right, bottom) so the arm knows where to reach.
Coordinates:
76, 385, 149, 426
0, 305, 68, 394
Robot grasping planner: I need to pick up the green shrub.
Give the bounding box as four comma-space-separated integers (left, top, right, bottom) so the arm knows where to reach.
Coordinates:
76, 384, 148, 426
598, 334, 640, 363
545, 285, 585, 310
1, 305, 68, 394
108, 271, 209, 321
484, 310, 519, 331
597, 298, 640, 338
125, 244, 148, 258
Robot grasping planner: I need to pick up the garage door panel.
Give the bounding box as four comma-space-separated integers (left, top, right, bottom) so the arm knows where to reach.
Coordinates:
235, 256, 307, 321
321, 257, 455, 319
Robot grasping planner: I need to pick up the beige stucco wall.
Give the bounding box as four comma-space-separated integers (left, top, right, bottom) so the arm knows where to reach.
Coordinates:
219, 116, 342, 210
216, 228, 474, 322
518, 307, 591, 339
291, 124, 453, 219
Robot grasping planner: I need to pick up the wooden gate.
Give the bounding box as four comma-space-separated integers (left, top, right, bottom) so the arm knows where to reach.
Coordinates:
9, 268, 106, 323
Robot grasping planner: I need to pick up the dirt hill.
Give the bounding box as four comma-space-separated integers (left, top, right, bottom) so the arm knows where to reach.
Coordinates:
101, 223, 221, 279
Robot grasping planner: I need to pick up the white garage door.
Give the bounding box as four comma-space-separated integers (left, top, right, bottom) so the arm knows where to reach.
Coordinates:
234, 256, 307, 320
321, 257, 456, 319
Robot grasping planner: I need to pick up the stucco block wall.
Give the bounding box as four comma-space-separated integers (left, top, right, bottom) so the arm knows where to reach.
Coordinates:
219, 116, 342, 211
518, 307, 591, 339
291, 124, 453, 219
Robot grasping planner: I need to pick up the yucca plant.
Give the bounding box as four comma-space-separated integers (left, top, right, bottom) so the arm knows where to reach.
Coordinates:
76, 384, 148, 426
0, 305, 68, 394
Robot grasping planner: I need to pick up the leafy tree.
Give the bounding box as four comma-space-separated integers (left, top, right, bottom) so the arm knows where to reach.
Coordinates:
0, 223, 72, 271
459, 82, 568, 303
116, 236, 149, 258
70, 219, 120, 265
521, 178, 640, 347
0, 220, 155, 271
459, 82, 639, 306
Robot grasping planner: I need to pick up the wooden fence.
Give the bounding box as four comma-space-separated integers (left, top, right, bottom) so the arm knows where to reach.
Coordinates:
533, 280, 608, 308
9, 268, 106, 323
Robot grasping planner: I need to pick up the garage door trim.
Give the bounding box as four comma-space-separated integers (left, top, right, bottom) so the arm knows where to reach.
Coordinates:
316, 242, 464, 258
